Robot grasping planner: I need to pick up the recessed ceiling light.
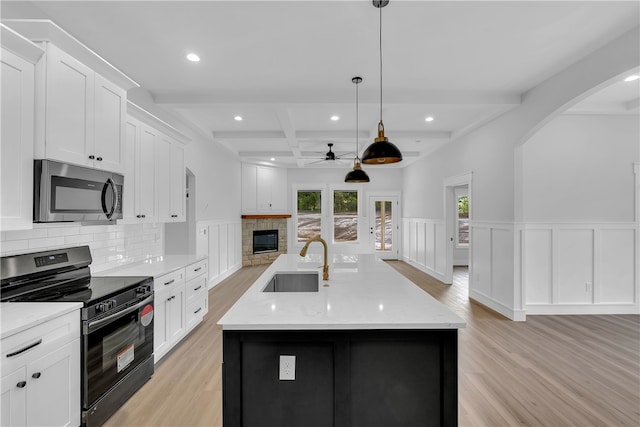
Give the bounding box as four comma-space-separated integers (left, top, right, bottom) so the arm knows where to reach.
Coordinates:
330, 115, 340, 121
270, 157, 276, 161
234, 116, 243, 121
624, 74, 639, 82
186, 53, 200, 62
425, 116, 434, 122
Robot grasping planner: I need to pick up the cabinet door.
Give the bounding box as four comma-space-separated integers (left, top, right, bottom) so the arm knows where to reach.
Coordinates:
241, 164, 258, 213
122, 119, 139, 223
26, 339, 80, 427
153, 289, 170, 362
1, 48, 34, 231
256, 166, 273, 211
138, 125, 158, 222
166, 286, 186, 344
93, 73, 126, 173
156, 135, 172, 222
45, 44, 94, 167
1, 367, 27, 427
270, 167, 287, 212
169, 142, 185, 221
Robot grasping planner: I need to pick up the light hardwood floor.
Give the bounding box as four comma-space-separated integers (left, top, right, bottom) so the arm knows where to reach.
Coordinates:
105, 263, 640, 427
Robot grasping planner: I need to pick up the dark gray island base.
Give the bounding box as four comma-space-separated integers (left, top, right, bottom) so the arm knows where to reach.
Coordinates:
222, 328, 458, 427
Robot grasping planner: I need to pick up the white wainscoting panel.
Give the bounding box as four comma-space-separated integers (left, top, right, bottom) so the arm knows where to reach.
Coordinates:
599, 228, 635, 304
470, 222, 520, 320
401, 218, 447, 282
522, 223, 638, 314
196, 220, 242, 288
523, 229, 552, 304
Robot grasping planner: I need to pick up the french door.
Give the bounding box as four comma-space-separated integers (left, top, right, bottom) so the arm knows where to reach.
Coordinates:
368, 196, 399, 260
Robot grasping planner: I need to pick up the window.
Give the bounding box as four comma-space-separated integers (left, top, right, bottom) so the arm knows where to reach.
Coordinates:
333, 191, 358, 243
296, 190, 322, 242
457, 194, 469, 246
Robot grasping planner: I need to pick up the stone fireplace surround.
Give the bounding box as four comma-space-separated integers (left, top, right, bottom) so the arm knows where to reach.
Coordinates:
241, 215, 291, 266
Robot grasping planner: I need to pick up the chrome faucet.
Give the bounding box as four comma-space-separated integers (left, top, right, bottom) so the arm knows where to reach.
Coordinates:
299, 236, 329, 280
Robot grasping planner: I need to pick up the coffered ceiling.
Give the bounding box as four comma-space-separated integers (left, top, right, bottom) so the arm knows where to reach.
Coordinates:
2, 1, 638, 168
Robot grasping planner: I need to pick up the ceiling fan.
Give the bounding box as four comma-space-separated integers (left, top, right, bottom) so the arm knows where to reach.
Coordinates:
303, 143, 354, 165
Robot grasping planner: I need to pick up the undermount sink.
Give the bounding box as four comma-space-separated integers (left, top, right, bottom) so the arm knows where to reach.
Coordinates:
262, 271, 319, 292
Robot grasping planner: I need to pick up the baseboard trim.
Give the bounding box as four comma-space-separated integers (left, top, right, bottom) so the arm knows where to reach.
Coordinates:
525, 303, 640, 315
469, 290, 526, 321
208, 264, 243, 289
402, 256, 448, 283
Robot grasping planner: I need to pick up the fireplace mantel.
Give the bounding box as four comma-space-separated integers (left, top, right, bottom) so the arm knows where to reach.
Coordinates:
241, 214, 291, 219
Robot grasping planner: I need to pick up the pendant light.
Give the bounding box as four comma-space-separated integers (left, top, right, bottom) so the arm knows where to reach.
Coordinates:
362, 0, 403, 164
345, 76, 370, 183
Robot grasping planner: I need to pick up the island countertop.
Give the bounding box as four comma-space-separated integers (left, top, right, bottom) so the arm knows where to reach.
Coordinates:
218, 253, 466, 330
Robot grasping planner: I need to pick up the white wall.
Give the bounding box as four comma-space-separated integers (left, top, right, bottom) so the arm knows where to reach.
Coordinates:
286, 167, 403, 255
523, 115, 637, 222
520, 114, 639, 314
401, 28, 639, 320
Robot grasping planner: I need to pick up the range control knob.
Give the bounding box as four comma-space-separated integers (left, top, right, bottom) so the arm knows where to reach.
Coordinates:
96, 300, 116, 313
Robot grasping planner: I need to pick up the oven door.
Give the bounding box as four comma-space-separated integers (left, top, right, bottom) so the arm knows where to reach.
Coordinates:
83, 295, 154, 407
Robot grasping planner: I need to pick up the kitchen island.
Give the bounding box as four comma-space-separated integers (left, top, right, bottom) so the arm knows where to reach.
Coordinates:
219, 253, 465, 427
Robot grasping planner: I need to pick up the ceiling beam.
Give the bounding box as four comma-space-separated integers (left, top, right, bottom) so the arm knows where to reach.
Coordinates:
274, 107, 305, 168
154, 91, 522, 106
212, 131, 286, 140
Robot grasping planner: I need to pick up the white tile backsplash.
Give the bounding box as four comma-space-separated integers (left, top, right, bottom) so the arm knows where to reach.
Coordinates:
1, 223, 164, 273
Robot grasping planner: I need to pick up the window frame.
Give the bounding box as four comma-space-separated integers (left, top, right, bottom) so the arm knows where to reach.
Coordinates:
292, 185, 327, 247
329, 186, 362, 245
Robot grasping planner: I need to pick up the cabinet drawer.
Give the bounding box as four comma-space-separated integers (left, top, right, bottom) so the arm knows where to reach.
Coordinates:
185, 259, 207, 282
186, 296, 207, 331
1, 310, 80, 375
186, 276, 207, 302
154, 268, 185, 291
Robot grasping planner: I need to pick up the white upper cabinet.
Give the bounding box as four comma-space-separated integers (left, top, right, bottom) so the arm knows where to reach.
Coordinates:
157, 134, 186, 222
123, 116, 157, 223
242, 164, 287, 213
124, 102, 189, 225
41, 44, 126, 173
0, 25, 44, 231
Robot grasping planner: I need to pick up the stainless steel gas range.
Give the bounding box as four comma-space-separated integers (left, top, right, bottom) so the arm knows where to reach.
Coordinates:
1, 246, 154, 427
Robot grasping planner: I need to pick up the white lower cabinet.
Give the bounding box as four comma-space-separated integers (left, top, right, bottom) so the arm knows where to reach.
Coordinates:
185, 259, 209, 331
153, 269, 186, 363
1, 310, 80, 427
152, 258, 208, 363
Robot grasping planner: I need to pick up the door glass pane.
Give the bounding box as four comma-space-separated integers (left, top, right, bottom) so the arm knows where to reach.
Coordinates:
457, 195, 469, 245
374, 201, 393, 251
297, 191, 322, 242
333, 191, 357, 242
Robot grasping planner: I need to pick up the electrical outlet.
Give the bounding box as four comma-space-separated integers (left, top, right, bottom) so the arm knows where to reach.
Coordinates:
279, 355, 296, 381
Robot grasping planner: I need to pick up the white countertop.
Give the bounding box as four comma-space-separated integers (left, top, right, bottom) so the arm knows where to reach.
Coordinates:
1, 302, 83, 339
98, 254, 206, 278
218, 254, 466, 330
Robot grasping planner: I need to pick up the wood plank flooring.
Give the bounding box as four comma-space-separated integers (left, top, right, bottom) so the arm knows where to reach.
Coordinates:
104, 263, 640, 427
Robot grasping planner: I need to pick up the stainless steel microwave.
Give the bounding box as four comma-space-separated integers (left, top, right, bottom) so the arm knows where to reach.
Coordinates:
34, 159, 123, 223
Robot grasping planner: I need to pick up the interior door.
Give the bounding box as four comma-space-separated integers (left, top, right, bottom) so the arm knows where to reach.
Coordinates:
369, 196, 398, 260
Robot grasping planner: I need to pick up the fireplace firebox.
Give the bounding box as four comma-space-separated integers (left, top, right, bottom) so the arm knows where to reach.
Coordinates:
253, 229, 278, 254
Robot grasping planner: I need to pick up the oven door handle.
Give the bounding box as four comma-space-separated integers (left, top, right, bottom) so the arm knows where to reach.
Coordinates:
85, 295, 153, 334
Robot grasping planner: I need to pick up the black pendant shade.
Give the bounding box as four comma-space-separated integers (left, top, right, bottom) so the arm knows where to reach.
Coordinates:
345, 76, 370, 183
361, 121, 402, 164
362, 0, 403, 165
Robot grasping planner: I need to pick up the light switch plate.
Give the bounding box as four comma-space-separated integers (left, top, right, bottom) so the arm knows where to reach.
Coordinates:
279, 355, 296, 381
